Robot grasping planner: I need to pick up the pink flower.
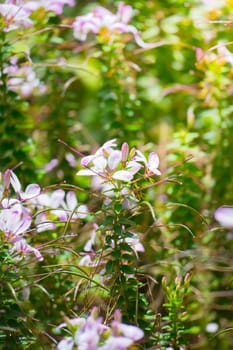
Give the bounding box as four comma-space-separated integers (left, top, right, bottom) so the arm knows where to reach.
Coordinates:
12, 238, 43, 261
0, 203, 32, 243
73, 2, 155, 48
9, 170, 41, 200
77, 140, 142, 183
36, 190, 88, 223
214, 207, 233, 228
0, 4, 33, 31
6, 0, 75, 15
57, 337, 74, 350
125, 234, 144, 254
56, 308, 143, 350
4, 58, 47, 97
134, 150, 161, 177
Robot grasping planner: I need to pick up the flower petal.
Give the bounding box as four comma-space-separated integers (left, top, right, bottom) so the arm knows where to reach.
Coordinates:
112, 170, 133, 181
108, 150, 121, 169
214, 207, 233, 227
21, 184, 41, 200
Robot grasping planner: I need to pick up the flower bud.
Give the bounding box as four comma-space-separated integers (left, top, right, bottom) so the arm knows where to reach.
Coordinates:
121, 142, 129, 163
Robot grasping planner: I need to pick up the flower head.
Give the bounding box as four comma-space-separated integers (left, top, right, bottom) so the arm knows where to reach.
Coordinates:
56, 308, 143, 350
6, 0, 75, 15
214, 206, 233, 228
0, 4, 32, 31
73, 2, 155, 48
77, 140, 161, 188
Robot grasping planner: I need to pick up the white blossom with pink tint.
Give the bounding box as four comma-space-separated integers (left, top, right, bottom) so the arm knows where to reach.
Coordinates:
77, 140, 143, 183
0, 3, 33, 31
12, 238, 43, 261
9, 170, 41, 201
77, 140, 161, 186
56, 308, 144, 350
0, 202, 31, 243
73, 2, 156, 49
214, 207, 233, 228
217, 44, 233, 67
35, 189, 88, 223
125, 234, 144, 254
134, 150, 161, 177
0, 169, 44, 260
6, 0, 75, 15
4, 57, 47, 98
57, 337, 74, 350
61, 191, 88, 221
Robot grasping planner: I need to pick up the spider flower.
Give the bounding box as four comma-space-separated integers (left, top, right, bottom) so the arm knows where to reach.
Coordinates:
77, 140, 161, 184
56, 308, 144, 350
77, 140, 141, 182
73, 2, 156, 48
6, 0, 75, 15
0, 3, 33, 31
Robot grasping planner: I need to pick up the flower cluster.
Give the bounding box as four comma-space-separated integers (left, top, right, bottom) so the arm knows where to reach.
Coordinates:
73, 2, 155, 48
0, 169, 42, 261
3, 56, 46, 97
5, 0, 75, 15
34, 189, 88, 232
77, 139, 161, 195
57, 308, 144, 350
214, 206, 233, 228
0, 169, 88, 260
0, 0, 75, 31
0, 3, 33, 31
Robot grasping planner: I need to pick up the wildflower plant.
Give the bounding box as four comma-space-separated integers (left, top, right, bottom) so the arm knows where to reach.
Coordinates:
74, 139, 162, 333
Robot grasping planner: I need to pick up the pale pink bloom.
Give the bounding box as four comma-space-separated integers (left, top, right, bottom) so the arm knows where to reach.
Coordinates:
218, 44, 233, 67
57, 337, 74, 350
100, 336, 133, 350
73, 2, 155, 48
57, 317, 86, 330
12, 238, 43, 261
61, 191, 88, 220
121, 142, 129, 162
78, 254, 93, 267
0, 203, 31, 243
56, 308, 143, 350
125, 235, 144, 253
80, 139, 118, 167
9, 170, 41, 200
1, 197, 20, 209
36, 189, 65, 209
134, 150, 161, 176
65, 153, 77, 167
75, 329, 100, 350
117, 2, 133, 24
214, 207, 233, 227
112, 170, 134, 181
34, 213, 56, 232
5, 61, 47, 97
36, 190, 88, 222
77, 140, 141, 183
0, 3, 33, 31
6, 0, 75, 15
113, 322, 144, 341
44, 159, 59, 172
